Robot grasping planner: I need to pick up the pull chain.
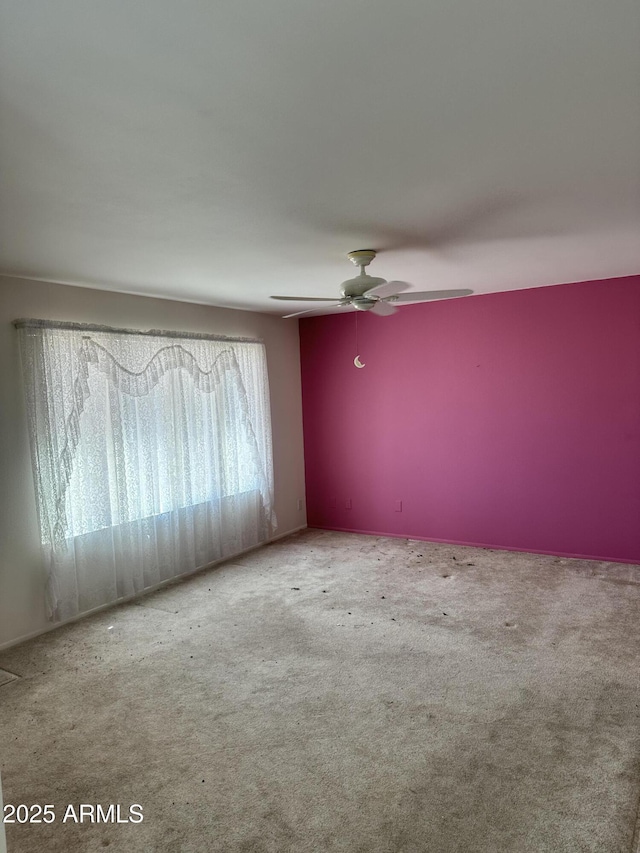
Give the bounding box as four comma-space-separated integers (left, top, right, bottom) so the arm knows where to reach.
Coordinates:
353, 312, 365, 368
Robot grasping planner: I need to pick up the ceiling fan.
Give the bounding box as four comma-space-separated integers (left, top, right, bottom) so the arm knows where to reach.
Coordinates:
271, 250, 473, 318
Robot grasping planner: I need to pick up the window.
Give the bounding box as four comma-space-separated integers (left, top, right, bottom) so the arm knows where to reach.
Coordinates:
17, 320, 276, 621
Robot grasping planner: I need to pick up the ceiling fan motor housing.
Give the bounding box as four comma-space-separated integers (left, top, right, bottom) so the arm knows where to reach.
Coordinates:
340, 273, 387, 298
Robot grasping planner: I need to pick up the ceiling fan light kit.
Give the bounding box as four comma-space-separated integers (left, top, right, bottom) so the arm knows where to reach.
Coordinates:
271, 250, 473, 318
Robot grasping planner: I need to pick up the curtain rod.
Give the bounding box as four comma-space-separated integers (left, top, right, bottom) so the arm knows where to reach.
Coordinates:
13, 319, 263, 345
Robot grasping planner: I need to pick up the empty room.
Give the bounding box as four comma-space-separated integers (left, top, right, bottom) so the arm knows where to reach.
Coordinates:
1, 2, 639, 852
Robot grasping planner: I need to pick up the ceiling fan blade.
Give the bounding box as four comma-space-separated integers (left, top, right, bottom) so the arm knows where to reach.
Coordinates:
369, 300, 398, 316
282, 302, 344, 319
364, 280, 411, 299
391, 288, 474, 303
271, 296, 338, 302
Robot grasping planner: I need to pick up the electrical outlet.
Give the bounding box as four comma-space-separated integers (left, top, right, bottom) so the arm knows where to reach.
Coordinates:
345, 498, 352, 510
297, 498, 304, 511
395, 500, 403, 512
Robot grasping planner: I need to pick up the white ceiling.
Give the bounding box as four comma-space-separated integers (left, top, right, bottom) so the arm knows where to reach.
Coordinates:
1, 0, 639, 314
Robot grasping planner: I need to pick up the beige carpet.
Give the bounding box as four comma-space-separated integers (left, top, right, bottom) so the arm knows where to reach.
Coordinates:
1, 529, 640, 853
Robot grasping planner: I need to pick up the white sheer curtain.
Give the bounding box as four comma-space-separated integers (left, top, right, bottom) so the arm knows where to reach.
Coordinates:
17, 320, 276, 622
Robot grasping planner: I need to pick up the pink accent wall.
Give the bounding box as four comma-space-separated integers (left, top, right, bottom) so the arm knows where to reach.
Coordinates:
300, 275, 640, 562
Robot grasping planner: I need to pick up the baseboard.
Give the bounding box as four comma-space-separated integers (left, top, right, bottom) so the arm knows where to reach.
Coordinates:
0, 524, 308, 653
306, 524, 640, 565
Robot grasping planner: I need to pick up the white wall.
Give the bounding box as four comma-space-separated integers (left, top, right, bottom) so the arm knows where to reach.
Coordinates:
0, 275, 306, 648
